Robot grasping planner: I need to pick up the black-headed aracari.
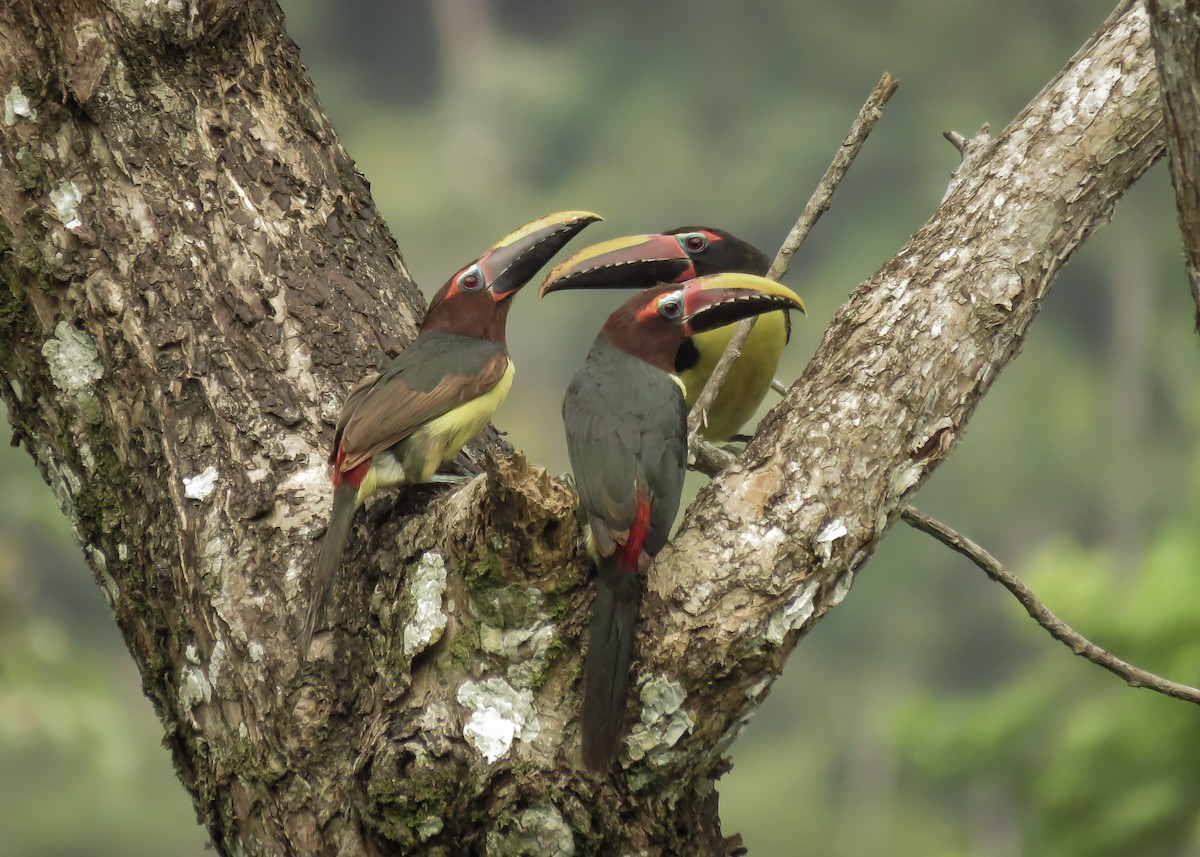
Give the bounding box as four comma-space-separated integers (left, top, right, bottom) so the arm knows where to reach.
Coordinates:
542, 227, 807, 442
554, 272, 808, 770
299, 211, 602, 657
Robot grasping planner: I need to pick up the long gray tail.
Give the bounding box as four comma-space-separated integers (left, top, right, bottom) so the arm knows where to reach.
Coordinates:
299, 484, 358, 659
580, 560, 641, 771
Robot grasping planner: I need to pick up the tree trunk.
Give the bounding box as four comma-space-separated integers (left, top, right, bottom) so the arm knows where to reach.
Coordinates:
0, 1, 1164, 854
1146, 0, 1200, 328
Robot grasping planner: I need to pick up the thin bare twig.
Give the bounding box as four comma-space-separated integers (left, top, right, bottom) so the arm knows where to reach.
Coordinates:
901, 506, 1200, 706
766, 72, 900, 283
686, 72, 899, 445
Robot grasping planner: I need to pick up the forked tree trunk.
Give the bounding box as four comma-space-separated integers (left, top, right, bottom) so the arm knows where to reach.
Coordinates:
0, 1, 1166, 854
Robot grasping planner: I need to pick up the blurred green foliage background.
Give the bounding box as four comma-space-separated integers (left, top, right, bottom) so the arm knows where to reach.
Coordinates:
3, 1, 1198, 854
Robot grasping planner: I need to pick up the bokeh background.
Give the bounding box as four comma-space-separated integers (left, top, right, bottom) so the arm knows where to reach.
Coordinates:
4, 1, 1199, 854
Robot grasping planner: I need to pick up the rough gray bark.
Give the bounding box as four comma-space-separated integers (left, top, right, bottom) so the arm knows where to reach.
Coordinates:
1146, 0, 1200, 328
0, 2, 1164, 856
638, 0, 1163, 780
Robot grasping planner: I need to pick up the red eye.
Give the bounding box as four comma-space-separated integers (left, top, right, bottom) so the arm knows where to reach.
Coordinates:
683, 233, 708, 253
458, 267, 484, 291
658, 295, 683, 319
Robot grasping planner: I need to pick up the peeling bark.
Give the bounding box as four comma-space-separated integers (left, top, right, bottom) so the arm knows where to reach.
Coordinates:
0, 1, 1165, 855
1146, 0, 1200, 328
643, 0, 1162, 774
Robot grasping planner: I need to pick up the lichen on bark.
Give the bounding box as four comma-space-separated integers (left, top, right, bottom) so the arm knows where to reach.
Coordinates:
0, 0, 1169, 854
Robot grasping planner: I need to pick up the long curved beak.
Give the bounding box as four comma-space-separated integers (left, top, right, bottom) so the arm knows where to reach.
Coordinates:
681, 273, 808, 335
538, 232, 694, 298
479, 210, 603, 300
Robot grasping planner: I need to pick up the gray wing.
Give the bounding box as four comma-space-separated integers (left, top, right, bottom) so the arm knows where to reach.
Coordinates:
563, 347, 686, 560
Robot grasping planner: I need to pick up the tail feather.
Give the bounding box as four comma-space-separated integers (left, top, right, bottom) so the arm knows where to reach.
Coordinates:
299, 484, 358, 659
581, 560, 641, 771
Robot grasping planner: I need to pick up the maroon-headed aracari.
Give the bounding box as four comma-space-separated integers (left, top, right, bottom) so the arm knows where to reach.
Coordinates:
299, 211, 601, 657
542, 227, 806, 442
550, 272, 808, 770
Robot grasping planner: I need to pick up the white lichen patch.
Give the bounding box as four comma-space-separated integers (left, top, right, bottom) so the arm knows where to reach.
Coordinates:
505, 623, 557, 687
737, 523, 785, 556
814, 518, 848, 564
679, 574, 718, 616
927, 300, 961, 339
248, 641, 264, 662
50, 179, 83, 230
86, 544, 107, 574
183, 465, 219, 500
93, 550, 119, 606
457, 677, 540, 763
280, 458, 326, 496
1079, 65, 1121, 124
4, 84, 35, 125
625, 675, 694, 766
208, 637, 227, 688
178, 660, 212, 725
42, 322, 103, 420
485, 804, 575, 857
201, 535, 227, 579
890, 461, 924, 496
479, 606, 555, 677
765, 582, 816, 646
829, 569, 856, 608
403, 552, 448, 657
416, 817, 444, 842
481, 623, 537, 660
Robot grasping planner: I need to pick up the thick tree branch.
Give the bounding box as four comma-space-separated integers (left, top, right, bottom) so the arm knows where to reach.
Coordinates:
642, 0, 1163, 777
901, 507, 1200, 705
1146, 0, 1200, 329
0, 0, 1168, 854
693, 429, 1200, 709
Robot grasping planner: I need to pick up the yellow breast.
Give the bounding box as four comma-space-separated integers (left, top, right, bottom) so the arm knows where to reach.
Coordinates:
681, 312, 787, 441
403, 360, 515, 484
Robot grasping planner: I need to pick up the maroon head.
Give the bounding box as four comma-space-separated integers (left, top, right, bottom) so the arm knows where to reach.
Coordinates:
422, 210, 602, 341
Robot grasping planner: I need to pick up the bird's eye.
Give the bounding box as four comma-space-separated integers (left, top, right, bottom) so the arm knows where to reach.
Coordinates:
458, 267, 484, 292
681, 232, 708, 253
658, 296, 683, 319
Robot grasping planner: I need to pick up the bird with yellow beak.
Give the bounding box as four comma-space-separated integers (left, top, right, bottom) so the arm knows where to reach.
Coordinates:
300, 211, 601, 657
549, 272, 808, 770
541, 227, 807, 441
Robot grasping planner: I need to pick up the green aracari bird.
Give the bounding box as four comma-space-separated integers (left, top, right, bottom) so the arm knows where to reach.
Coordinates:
299, 210, 601, 657
551, 272, 808, 770
542, 227, 807, 442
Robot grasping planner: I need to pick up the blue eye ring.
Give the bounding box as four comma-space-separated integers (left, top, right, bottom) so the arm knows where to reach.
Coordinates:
679, 232, 708, 253
658, 296, 683, 319
458, 266, 484, 291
